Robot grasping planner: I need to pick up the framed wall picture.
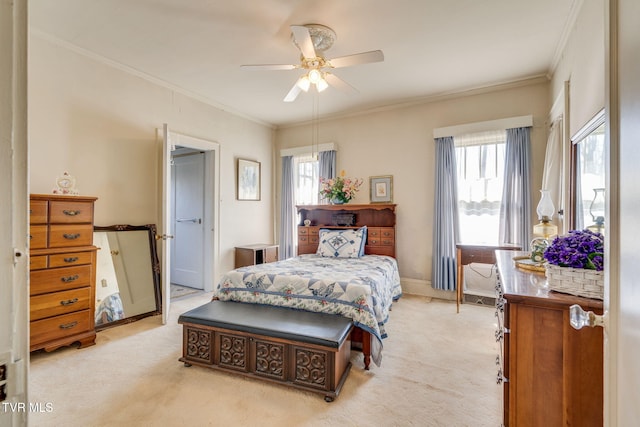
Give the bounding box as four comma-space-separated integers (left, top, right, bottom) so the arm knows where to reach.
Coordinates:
370, 175, 393, 203
237, 158, 261, 201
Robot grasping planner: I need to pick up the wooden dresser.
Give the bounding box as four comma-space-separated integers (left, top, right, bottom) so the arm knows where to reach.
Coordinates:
495, 250, 603, 426
296, 204, 396, 257
29, 194, 99, 352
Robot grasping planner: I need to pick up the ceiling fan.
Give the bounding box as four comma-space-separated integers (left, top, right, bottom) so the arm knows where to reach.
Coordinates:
241, 24, 384, 102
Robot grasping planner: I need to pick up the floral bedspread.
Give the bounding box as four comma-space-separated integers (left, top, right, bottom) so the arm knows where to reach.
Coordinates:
213, 254, 402, 366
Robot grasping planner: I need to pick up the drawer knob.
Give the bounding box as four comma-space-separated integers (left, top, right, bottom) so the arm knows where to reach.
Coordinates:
62, 209, 81, 216
59, 321, 78, 330
569, 304, 607, 329
63, 233, 81, 240
61, 274, 79, 283
63, 257, 79, 263
60, 298, 79, 306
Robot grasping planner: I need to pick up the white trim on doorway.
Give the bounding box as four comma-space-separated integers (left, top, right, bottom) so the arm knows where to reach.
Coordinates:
164, 130, 221, 293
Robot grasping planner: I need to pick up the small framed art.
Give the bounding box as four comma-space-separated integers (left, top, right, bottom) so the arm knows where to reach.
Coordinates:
369, 175, 393, 203
237, 158, 261, 201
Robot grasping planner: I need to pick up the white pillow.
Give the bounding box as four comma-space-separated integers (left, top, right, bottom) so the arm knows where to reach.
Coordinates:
316, 227, 367, 258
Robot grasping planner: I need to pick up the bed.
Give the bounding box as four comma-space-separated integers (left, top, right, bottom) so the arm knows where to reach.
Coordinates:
213, 252, 401, 367
215, 203, 400, 365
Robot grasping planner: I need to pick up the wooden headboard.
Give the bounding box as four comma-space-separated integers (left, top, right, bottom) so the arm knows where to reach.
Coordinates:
296, 204, 396, 258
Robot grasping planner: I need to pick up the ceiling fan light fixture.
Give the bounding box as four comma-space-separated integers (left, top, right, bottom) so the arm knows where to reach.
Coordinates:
308, 69, 322, 84
242, 23, 384, 102
296, 75, 311, 92
316, 77, 329, 92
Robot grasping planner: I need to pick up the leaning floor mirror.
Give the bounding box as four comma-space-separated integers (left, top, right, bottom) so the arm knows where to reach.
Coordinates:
93, 224, 162, 330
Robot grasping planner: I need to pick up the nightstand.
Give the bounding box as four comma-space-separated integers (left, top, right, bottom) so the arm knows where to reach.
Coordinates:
235, 244, 279, 268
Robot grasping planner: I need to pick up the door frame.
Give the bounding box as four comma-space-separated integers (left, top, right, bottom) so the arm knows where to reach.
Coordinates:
160, 126, 220, 324
0, 0, 29, 423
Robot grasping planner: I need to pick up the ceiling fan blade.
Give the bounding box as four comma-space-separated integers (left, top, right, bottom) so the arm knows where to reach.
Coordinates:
283, 83, 302, 102
324, 73, 359, 95
328, 50, 384, 68
240, 64, 297, 71
291, 25, 317, 59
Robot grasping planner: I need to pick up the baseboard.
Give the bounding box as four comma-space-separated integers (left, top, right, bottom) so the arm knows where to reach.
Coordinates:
400, 278, 455, 301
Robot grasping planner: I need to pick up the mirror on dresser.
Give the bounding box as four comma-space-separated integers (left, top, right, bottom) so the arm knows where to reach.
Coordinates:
571, 109, 606, 231
93, 224, 161, 330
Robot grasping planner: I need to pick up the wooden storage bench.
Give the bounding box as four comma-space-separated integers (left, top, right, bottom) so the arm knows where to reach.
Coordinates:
178, 300, 354, 402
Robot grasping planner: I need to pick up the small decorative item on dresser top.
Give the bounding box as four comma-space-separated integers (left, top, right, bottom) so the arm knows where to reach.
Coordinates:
543, 229, 604, 299
53, 171, 79, 195
303, 219, 311, 226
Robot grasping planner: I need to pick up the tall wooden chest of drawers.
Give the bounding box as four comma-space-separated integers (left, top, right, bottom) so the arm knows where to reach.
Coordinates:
495, 250, 603, 426
29, 194, 99, 352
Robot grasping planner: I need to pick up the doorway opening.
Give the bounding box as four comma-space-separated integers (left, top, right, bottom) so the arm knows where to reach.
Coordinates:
162, 130, 220, 315
170, 147, 205, 299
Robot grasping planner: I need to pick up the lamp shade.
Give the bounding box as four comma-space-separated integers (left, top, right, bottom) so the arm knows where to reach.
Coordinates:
296, 75, 311, 92
589, 188, 605, 224
308, 69, 322, 84
316, 77, 329, 92
536, 189, 555, 220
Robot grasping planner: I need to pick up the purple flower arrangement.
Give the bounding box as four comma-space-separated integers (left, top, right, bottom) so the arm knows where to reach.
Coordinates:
543, 229, 604, 271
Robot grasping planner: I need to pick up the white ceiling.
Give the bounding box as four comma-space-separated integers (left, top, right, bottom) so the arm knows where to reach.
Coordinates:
29, 0, 578, 127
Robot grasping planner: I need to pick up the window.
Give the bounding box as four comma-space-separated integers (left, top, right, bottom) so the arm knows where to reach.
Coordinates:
455, 130, 506, 244
294, 155, 319, 205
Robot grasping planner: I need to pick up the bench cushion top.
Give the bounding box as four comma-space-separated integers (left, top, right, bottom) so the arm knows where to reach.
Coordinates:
178, 300, 353, 348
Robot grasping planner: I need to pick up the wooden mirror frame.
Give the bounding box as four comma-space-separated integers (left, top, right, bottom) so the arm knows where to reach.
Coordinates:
93, 224, 162, 330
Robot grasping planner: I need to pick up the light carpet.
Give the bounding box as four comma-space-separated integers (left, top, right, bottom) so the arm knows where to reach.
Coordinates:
29, 293, 502, 426
170, 284, 203, 300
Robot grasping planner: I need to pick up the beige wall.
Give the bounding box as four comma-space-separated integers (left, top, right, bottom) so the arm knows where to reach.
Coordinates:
551, 0, 605, 136
29, 35, 275, 277
276, 80, 550, 296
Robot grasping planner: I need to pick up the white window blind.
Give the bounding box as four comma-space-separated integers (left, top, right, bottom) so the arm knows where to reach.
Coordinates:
293, 155, 319, 205
455, 130, 506, 244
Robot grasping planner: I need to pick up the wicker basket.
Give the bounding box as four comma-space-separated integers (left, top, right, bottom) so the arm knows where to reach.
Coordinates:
545, 264, 604, 300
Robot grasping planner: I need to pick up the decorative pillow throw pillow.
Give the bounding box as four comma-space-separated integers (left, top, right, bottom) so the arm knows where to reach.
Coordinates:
316, 226, 367, 258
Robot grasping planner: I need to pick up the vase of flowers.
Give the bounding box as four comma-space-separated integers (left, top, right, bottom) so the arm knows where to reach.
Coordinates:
319, 171, 363, 205
543, 229, 604, 299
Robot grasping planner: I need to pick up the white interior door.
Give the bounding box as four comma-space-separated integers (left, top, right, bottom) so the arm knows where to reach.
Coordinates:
607, 0, 640, 424
171, 152, 205, 289
0, 1, 28, 423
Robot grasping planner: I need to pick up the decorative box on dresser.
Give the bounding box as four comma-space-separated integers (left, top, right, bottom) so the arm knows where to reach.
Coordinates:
296, 204, 396, 257
29, 194, 99, 352
495, 250, 603, 427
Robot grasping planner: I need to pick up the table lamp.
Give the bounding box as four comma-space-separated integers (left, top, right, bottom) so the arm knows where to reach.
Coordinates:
531, 189, 558, 262
587, 188, 605, 234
